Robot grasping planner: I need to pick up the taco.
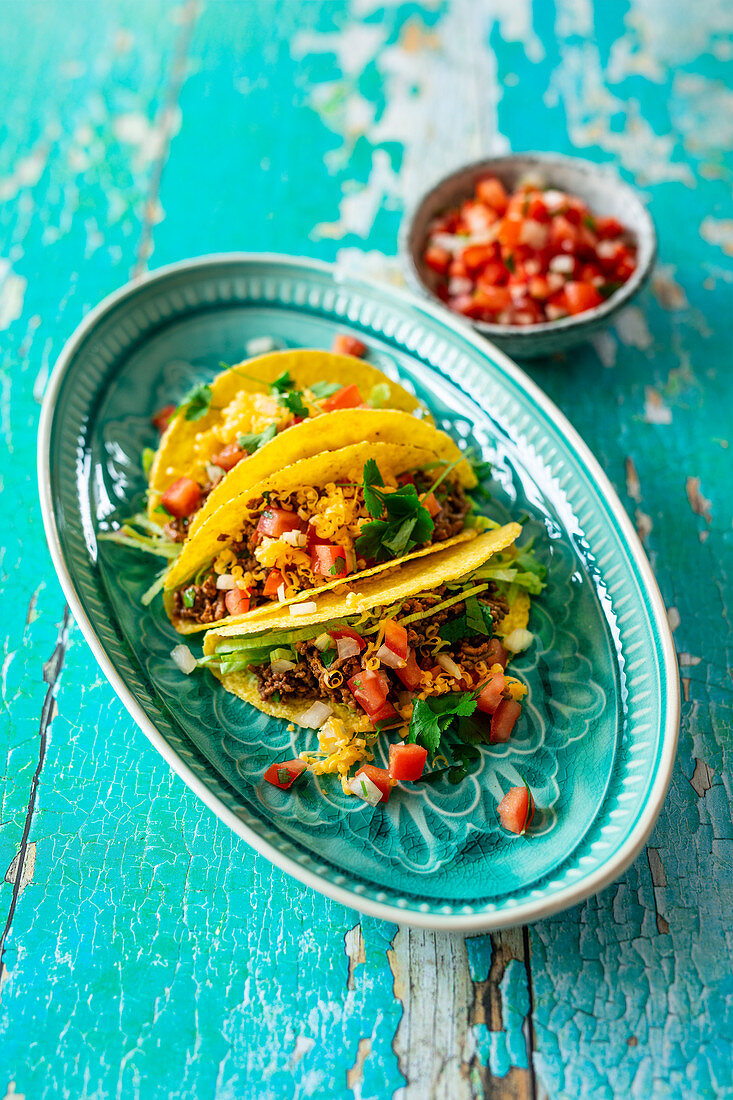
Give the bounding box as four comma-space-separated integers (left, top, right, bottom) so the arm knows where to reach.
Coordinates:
164, 439, 484, 633
148, 348, 430, 533
199, 525, 546, 795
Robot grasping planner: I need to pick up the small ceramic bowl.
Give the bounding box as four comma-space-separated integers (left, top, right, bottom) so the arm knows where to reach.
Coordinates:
400, 152, 657, 359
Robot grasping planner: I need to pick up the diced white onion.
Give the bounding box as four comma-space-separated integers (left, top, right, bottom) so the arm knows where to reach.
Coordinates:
277, 582, 287, 603
519, 219, 548, 249
282, 529, 307, 547
336, 637, 361, 661
289, 601, 318, 617
597, 240, 618, 259
348, 772, 383, 806
448, 276, 473, 296
245, 335, 279, 356
216, 574, 237, 590
270, 658, 297, 673
205, 462, 224, 484
547, 272, 565, 292
299, 700, 333, 728
504, 628, 534, 653
314, 633, 331, 651
437, 653, 463, 679
549, 254, 574, 274
171, 644, 197, 675
546, 305, 567, 321
543, 189, 566, 211
376, 643, 407, 669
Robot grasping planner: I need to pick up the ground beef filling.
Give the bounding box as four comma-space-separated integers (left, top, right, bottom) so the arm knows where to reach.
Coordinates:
248, 585, 506, 706
175, 473, 473, 624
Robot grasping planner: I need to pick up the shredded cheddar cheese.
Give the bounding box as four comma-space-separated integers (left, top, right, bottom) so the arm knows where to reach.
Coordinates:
500, 590, 531, 636
300, 717, 374, 793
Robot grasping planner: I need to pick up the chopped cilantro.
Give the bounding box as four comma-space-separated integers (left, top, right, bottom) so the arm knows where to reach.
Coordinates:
141, 447, 155, 477
238, 422, 277, 454
177, 382, 213, 422
309, 380, 343, 399
505, 253, 516, 273
599, 280, 623, 300
154, 503, 172, 518
278, 389, 309, 418
583, 214, 597, 232
277, 767, 292, 785
321, 648, 337, 668
270, 370, 294, 394
407, 693, 478, 754
328, 553, 347, 575
356, 460, 434, 562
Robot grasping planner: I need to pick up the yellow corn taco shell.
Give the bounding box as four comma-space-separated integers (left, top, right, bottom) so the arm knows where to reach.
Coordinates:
164, 440, 479, 633
201, 523, 522, 731
187, 409, 476, 540
148, 349, 428, 519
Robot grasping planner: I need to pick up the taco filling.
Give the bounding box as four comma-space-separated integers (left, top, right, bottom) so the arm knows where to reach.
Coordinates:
200, 539, 545, 794
173, 462, 473, 625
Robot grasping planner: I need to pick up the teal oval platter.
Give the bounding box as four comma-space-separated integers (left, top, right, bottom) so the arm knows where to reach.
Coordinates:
38, 254, 679, 931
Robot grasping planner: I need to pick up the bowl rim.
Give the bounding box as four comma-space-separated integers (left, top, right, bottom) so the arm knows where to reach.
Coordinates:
38, 251, 679, 932
399, 150, 658, 340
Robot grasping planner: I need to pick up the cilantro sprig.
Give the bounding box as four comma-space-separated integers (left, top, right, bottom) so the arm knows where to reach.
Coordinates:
238, 422, 277, 454
406, 693, 478, 754
356, 459, 434, 561
177, 382, 214, 422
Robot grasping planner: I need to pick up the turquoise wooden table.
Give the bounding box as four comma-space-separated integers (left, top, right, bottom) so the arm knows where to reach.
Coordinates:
1, 2, 731, 1097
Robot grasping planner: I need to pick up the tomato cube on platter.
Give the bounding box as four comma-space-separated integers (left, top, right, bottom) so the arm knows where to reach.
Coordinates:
389, 742, 428, 782
225, 587, 251, 615
355, 764, 392, 803
331, 334, 367, 358
497, 784, 535, 834
161, 476, 202, 518
264, 759, 306, 790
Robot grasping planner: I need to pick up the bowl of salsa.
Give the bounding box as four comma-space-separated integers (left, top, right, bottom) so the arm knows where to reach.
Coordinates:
400, 152, 657, 358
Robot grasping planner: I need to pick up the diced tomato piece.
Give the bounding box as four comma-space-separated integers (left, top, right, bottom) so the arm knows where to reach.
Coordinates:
389, 742, 428, 782
311, 543, 351, 579
528, 276, 551, 300
332, 334, 367, 358
497, 784, 535, 834
421, 491, 441, 518
474, 286, 512, 313
161, 476, 202, 518
526, 194, 549, 222
563, 281, 604, 315
475, 176, 508, 214
264, 758, 306, 790
306, 522, 331, 551
490, 698, 523, 743
448, 257, 468, 278
397, 471, 416, 487
225, 587, 251, 615
550, 215, 580, 253
329, 627, 366, 652
257, 507, 304, 539
476, 261, 508, 288
394, 649, 423, 691
262, 569, 285, 597
595, 216, 625, 239
321, 383, 362, 412
212, 442, 246, 471
383, 619, 408, 663
562, 195, 589, 226
423, 246, 451, 275
355, 764, 392, 803
487, 639, 509, 668
476, 670, 506, 715
497, 214, 523, 249
461, 243, 497, 275
347, 669, 390, 717
613, 254, 636, 281
152, 404, 176, 433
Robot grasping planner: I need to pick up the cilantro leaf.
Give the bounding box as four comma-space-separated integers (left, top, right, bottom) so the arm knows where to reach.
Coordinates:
154, 503, 172, 518
321, 648, 337, 668
362, 458, 385, 518
270, 370, 294, 394
407, 693, 478, 754
278, 389, 309, 418
238, 422, 277, 454
355, 520, 389, 561
178, 383, 213, 422
356, 462, 435, 561
309, 380, 342, 399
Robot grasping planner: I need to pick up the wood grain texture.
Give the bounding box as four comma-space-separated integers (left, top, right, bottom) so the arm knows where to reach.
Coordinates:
0, 1, 731, 1098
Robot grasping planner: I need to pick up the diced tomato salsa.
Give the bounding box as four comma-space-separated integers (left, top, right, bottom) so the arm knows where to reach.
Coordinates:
422, 176, 636, 326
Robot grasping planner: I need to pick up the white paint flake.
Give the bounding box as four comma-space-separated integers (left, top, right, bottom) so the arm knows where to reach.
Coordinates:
0, 143, 48, 202
0, 260, 27, 331
615, 307, 653, 350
